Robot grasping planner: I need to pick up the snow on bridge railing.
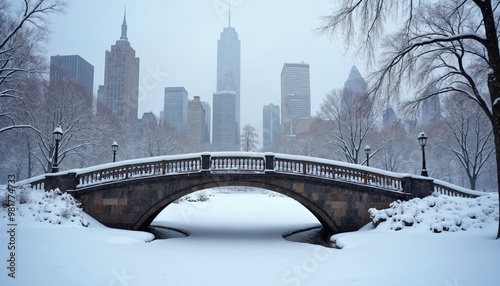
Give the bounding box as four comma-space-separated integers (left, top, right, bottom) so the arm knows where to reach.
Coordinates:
433, 179, 488, 198
210, 153, 265, 172
77, 155, 202, 188
273, 154, 403, 192
12, 152, 488, 198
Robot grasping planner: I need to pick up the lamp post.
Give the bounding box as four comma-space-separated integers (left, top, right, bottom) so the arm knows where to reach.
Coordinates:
364, 145, 371, 167
418, 131, 428, 177
51, 125, 63, 173
112, 141, 118, 162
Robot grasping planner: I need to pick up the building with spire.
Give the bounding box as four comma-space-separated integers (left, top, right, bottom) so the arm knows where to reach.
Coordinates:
213, 9, 241, 150
281, 62, 311, 137
101, 10, 140, 123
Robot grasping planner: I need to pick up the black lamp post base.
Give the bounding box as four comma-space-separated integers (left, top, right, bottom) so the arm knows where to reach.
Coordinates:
421, 169, 428, 177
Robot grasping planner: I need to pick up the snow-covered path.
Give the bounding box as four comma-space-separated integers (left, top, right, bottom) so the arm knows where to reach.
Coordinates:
1, 191, 499, 286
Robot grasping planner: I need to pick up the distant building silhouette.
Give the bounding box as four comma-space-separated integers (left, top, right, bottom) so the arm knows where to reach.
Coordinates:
263, 104, 280, 147
281, 63, 311, 136
214, 15, 241, 149
140, 112, 157, 126
101, 10, 140, 123
187, 96, 210, 148
383, 106, 399, 129
212, 91, 238, 151
49, 55, 94, 97
163, 87, 188, 136
343, 65, 367, 97
420, 85, 442, 126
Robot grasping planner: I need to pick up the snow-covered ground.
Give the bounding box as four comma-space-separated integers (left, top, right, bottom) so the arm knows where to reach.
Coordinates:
0, 187, 499, 286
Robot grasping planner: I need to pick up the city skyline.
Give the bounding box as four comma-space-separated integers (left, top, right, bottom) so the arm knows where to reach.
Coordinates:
46, 1, 357, 138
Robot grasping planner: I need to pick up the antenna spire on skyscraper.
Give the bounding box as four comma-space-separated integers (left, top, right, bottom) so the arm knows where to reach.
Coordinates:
228, 3, 231, 27
120, 6, 128, 40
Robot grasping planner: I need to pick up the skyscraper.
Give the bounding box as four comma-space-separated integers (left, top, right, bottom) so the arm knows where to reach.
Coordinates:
49, 55, 94, 97
187, 96, 210, 148
343, 65, 367, 96
102, 11, 140, 123
164, 87, 188, 136
214, 15, 241, 148
420, 85, 442, 126
263, 104, 280, 147
281, 63, 311, 136
212, 91, 238, 150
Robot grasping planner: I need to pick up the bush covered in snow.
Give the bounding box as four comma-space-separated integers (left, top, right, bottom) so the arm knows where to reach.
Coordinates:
0, 184, 89, 227
369, 193, 499, 233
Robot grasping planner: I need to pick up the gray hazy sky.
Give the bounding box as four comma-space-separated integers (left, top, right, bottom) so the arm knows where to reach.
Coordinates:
47, 0, 360, 135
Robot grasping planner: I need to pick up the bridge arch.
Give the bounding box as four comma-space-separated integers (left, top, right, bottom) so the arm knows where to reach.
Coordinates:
133, 175, 339, 234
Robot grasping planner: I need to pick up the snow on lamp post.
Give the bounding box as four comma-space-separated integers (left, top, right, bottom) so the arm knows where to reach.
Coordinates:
51, 125, 63, 173
112, 141, 118, 163
418, 131, 428, 177
364, 145, 371, 167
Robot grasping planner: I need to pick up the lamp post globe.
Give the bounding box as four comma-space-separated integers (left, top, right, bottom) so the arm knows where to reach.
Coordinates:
112, 141, 118, 162
364, 145, 371, 167
51, 125, 63, 173
418, 131, 428, 176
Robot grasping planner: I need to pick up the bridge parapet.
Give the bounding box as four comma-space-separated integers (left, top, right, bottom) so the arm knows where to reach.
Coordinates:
271, 155, 404, 192
13, 152, 485, 199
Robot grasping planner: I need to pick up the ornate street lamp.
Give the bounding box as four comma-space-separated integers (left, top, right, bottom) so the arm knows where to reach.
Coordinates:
112, 141, 118, 162
418, 131, 428, 177
51, 125, 63, 173
364, 145, 371, 167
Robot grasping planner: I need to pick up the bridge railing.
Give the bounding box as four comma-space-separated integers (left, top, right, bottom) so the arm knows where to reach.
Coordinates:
77, 156, 202, 188
210, 154, 265, 172
273, 155, 403, 192
432, 179, 487, 198
13, 152, 487, 198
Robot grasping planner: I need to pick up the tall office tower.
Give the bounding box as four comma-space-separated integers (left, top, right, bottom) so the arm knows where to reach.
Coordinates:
49, 55, 94, 97
343, 65, 367, 96
102, 11, 140, 123
163, 87, 188, 136
212, 91, 238, 151
420, 85, 442, 126
263, 104, 280, 147
281, 63, 311, 136
201, 101, 211, 142
187, 96, 210, 148
216, 15, 241, 145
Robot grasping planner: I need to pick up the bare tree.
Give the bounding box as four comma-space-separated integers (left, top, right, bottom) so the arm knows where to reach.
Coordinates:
439, 94, 495, 189
319, 0, 500, 239
27, 79, 107, 173
0, 0, 66, 134
317, 89, 378, 164
240, 124, 259, 152
135, 118, 185, 158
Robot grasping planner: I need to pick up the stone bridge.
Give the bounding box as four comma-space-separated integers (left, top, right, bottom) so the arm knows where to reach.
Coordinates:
15, 152, 481, 236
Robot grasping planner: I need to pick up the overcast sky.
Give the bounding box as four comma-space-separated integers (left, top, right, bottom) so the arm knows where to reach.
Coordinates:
46, 0, 361, 136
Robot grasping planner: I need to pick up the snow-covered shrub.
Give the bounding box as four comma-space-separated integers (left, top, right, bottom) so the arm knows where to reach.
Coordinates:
369, 192, 499, 233
17, 184, 31, 204
0, 186, 89, 227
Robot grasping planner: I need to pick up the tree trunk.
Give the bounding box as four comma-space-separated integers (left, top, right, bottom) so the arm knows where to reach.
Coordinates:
492, 108, 500, 239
